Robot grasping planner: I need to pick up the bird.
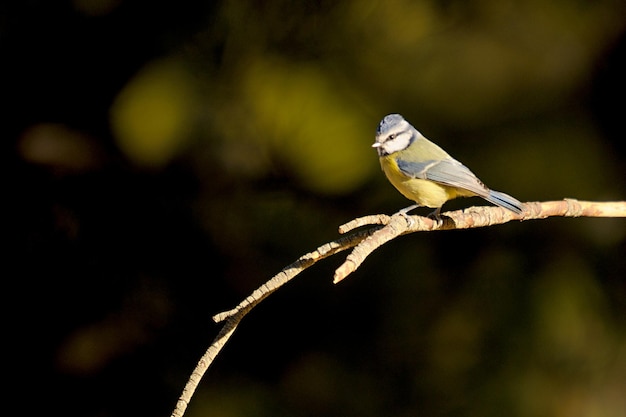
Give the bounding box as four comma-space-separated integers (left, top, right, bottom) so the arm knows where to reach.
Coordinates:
372, 114, 523, 217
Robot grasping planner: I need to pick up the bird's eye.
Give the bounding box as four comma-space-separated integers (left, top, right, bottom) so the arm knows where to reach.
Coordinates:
388, 134, 396, 140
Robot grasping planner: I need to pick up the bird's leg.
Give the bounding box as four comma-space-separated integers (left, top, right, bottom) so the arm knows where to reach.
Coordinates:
427, 206, 441, 218
395, 204, 419, 216
427, 206, 444, 227
393, 204, 419, 227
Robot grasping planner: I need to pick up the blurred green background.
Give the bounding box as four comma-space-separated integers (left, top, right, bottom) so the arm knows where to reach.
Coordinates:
5, 1, 626, 416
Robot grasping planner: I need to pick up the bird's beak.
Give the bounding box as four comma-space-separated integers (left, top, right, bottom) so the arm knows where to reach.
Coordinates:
372, 142, 382, 148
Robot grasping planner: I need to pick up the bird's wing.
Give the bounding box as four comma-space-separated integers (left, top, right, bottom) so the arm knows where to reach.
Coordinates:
396, 158, 490, 197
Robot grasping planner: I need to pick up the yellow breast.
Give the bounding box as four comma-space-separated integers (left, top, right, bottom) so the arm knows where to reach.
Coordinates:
379, 155, 459, 208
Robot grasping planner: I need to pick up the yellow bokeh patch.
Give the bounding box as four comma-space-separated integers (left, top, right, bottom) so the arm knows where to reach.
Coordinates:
110, 59, 196, 167
239, 57, 376, 194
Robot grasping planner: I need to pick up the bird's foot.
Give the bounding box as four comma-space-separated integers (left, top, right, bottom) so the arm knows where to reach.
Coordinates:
393, 204, 419, 227
427, 207, 444, 227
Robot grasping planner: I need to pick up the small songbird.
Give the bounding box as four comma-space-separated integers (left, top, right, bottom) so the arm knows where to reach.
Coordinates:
373, 114, 523, 217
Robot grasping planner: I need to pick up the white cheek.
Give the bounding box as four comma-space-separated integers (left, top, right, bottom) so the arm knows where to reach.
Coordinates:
383, 132, 413, 154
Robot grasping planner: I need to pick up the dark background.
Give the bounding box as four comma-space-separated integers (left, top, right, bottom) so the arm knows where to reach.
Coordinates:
5, 1, 626, 416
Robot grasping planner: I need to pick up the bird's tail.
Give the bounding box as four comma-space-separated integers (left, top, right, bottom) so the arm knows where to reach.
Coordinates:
485, 190, 524, 215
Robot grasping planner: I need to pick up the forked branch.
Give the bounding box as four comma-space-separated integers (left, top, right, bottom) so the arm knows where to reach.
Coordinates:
170, 199, 626, 417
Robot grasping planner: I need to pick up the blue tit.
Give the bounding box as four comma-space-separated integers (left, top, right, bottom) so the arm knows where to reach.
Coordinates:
373, 114, 523, 216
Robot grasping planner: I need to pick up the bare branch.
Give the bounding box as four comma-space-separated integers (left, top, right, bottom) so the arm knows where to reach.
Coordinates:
170, 199, 625, 417
170, 227, 377, 417
334, 200, 626, 283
